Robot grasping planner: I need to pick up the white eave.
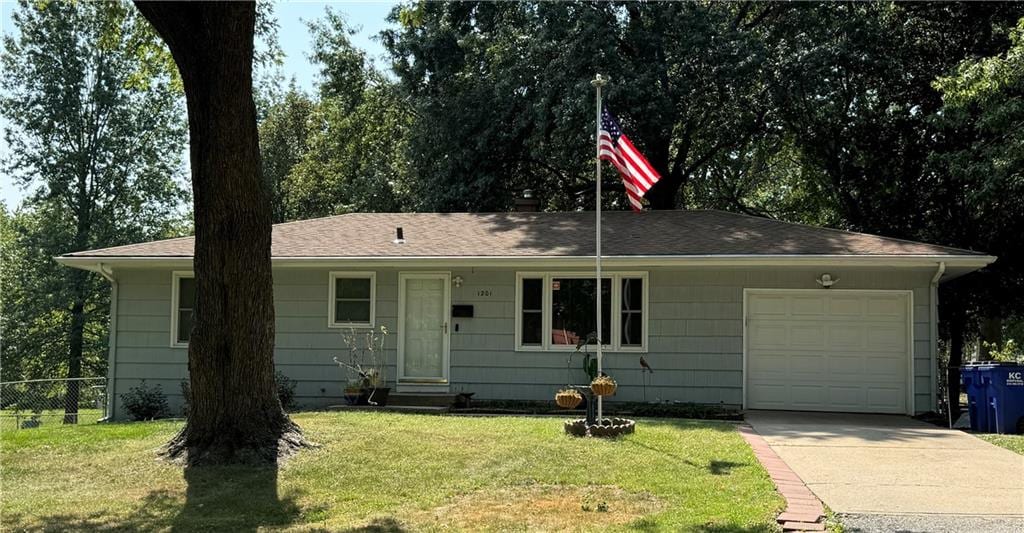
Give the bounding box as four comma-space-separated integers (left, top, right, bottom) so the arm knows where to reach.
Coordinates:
55, 253, 997, 274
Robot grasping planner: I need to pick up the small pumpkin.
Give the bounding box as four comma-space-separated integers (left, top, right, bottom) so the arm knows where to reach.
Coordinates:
590, 374, 617, 397
555, 388, 583, 409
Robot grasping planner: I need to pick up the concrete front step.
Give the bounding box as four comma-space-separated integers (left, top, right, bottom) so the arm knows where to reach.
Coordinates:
388, 392, 458, 407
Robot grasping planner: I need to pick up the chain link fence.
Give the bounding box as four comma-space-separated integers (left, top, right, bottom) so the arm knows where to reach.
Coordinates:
0, 377, 107, 431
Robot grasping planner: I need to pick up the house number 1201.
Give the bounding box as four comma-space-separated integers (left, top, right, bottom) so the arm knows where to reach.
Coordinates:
477, 290, 492, 297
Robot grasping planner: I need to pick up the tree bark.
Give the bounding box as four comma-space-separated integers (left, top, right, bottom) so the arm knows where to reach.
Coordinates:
134, 1, 306, 465
978, 316, 1002, 360
63, 273, 85, 424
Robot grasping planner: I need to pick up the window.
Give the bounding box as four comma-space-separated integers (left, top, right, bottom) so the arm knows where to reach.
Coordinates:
520, 278, 543, 346
620, 277, 643, 347
515, 272, 647, 351
329, 272, 376, 327
171, 272, 195, 347
551, 278, 610, 347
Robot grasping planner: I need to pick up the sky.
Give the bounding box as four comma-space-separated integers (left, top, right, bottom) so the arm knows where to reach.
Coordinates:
0, 0, 398, 210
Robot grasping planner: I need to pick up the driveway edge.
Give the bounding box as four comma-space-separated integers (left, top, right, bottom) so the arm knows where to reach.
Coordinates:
738, 424, 826, 531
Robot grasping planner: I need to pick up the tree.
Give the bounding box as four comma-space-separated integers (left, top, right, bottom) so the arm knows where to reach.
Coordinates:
260, 10, 413, 222
929, 16, 1024, 409
132, 1, 307, 464
382, 1, 783, 211
0, 0, 188, 421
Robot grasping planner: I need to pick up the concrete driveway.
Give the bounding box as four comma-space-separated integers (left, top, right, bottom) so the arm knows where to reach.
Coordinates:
746, 411, 1024, 523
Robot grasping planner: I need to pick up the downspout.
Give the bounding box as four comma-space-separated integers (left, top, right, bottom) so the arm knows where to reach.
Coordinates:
98, 263, 118, 422
930, 261, 946, 415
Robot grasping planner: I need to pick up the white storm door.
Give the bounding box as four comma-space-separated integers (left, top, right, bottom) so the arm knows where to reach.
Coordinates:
398, 273, 451, 384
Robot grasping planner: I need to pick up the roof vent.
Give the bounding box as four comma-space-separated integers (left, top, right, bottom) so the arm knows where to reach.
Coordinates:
393, 227, 405, 244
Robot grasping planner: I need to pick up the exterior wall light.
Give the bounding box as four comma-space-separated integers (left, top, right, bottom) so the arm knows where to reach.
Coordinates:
816, 273, 839, 288
453, 275, 464, 288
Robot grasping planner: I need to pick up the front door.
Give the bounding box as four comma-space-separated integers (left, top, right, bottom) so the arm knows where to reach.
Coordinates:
397, 273, 450, 389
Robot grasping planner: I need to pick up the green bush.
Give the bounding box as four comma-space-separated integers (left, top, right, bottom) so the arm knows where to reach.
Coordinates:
275, 371, 297, 410
120, 381, 170, 421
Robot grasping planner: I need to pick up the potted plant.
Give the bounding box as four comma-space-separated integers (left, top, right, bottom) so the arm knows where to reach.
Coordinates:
334, 325, 390, 406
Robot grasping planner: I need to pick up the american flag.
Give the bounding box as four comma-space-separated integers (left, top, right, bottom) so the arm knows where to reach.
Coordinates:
599, 107, 662, 211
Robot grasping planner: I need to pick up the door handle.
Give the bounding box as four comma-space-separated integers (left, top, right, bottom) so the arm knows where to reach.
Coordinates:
442, 322, 448, 334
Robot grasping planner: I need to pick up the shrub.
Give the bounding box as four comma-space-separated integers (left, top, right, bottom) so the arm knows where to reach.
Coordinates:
276, 371, 297, 411
120, 381, 170, 421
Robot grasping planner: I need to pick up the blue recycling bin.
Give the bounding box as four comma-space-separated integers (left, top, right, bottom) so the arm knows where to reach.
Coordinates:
960, 365, 989, 432
962, 363, 1024, 434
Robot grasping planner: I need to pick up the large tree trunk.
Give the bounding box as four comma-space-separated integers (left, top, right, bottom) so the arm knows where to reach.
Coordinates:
134, 1, 306, 465
978, 316, 1002, 360
63, 278, 85, 424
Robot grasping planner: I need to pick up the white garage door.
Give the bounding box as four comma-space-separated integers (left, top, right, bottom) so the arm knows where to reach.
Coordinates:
745, 290, 911, 414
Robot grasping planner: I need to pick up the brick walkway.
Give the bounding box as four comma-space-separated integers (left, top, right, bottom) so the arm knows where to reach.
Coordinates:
737, 424, 825, 532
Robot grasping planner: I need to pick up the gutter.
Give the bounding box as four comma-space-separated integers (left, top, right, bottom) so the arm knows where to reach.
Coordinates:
930, 261, 946, 413
55, 253, 999, 271
97, 263, 118, 422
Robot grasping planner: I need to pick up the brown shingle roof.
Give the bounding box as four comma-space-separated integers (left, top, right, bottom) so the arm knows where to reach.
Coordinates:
62, 210, 984, 258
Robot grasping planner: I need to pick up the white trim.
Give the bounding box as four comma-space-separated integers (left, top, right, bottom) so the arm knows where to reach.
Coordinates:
327, 271, 376, 328
169, 271, 194, 348
742, 288, 915, 415
396, 272, 451, 391
97, 264, 118, 420
514, 271, 649, 353
55, 253, 997, 271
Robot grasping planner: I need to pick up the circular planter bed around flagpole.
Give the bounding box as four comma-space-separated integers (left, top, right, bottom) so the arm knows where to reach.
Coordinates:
564, 417, 636, 438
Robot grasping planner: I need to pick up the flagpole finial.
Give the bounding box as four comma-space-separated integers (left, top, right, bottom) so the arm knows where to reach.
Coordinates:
591, 73, 608, 88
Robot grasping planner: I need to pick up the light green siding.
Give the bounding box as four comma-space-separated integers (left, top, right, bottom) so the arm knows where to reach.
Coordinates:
108, 265, 936, 418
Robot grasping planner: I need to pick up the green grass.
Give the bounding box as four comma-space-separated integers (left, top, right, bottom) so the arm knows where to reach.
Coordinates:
0, 412, 783, 532
977, 433, 1024, 455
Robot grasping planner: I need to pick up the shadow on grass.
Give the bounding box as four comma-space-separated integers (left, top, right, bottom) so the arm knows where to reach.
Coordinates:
8, 465, 317, 532
624, 435, 750, 476
165, 465, 307, 532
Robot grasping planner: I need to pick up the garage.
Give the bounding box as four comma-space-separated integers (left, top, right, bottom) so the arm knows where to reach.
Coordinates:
744, 289, 912, 414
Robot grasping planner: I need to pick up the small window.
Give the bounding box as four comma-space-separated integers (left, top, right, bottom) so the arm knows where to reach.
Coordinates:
620, 277, 643, 347
521, 278, 543, 345
172, 273, 195, 346
329, 272, 375, 327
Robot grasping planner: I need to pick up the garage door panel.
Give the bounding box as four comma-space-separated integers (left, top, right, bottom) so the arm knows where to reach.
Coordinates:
791, 296, 824, 315
747, 291, 910, 414
866, 387, 904, 412
828, 325, 865, 349
748, 354, 789, 374
868, 297, 907, 318
828, 355, 865, 375
828, 296, 864, 316
867, 326, 907, 351
789, 354, 827, 376
749, 295, 787, 317
749, 324, 787, 348
791, 325, 826, 347
828, 386, 866, 408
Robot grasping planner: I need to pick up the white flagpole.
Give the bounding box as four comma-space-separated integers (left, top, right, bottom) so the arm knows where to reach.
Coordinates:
591, 73, 607, 423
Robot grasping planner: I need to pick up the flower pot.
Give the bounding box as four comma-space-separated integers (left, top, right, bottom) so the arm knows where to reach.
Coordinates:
364, 387, 390, 406
555, 389, 583, 409
590, 375, 617, 397
343, 387, 363, 405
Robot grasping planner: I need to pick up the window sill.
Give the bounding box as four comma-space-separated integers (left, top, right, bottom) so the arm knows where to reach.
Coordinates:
328, 322, 375, 329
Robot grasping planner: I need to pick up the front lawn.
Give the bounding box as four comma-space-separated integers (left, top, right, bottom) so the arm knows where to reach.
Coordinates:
1, 412, 783, 531
978, 433, 1024, 455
